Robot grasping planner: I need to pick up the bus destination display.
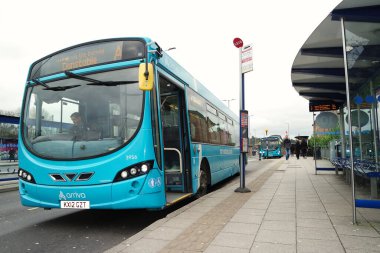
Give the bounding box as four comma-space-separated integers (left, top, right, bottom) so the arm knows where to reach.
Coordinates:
30, 40, 144, 79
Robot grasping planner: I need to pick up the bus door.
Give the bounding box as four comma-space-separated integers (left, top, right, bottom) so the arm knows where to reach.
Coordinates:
159, 78, 192, 205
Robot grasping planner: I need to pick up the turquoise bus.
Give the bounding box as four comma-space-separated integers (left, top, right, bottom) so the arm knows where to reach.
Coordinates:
18, 38, 240, 210
259, 135, 283, 159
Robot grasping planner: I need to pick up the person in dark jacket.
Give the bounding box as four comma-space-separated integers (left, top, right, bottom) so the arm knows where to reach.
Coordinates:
301, 138, 308, 158
295, 140, 301, 159
283, 135, 292, 160
8, 149, 16, 162
70, 112, 89, 140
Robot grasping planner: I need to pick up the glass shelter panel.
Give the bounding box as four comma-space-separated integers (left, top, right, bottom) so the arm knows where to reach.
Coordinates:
345, 20, 380, 201
312, 111, 340, 160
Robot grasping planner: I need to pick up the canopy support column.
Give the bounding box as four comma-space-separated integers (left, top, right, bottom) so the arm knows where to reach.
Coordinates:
341, 17, 356, 225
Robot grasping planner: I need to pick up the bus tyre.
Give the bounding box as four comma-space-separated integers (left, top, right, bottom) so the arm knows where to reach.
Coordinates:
195, 166, 208, 198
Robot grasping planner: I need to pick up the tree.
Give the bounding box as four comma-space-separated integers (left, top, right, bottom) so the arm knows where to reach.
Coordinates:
0, 108, 21, 117
308, 134, 339, 147
0, 109, 21, 139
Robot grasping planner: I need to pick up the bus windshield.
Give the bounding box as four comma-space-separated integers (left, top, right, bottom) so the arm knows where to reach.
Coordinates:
261, 138, 280, 150
22, 67, 143, 159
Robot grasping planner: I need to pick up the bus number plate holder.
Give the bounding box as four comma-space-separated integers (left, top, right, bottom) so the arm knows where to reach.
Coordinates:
60, 201, 90, 209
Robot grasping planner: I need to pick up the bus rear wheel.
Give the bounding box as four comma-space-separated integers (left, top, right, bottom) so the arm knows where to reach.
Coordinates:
195, 166, 208, 198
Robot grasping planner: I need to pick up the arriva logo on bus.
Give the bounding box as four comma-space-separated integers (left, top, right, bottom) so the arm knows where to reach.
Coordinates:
59, 191, 86, 200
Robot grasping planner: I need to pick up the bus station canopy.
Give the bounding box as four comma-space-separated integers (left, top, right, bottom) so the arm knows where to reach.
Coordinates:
291, 0, 380, 106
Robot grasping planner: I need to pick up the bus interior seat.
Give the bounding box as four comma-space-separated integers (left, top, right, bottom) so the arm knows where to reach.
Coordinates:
200, 120, 208, 142
190, 116, 201, 141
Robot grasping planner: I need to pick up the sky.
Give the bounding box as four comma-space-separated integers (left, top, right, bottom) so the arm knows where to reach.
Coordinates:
0, 0, 342, 138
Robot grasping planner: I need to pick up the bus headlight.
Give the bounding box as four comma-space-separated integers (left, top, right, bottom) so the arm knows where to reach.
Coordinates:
18, 168, 36, 184
141, 164, 148, 173
114, 160, 154, 182
130, 168, 137, 175
121, 171, 128, 178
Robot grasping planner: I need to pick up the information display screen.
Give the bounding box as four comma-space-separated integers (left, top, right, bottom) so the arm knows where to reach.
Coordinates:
309, 102, 339, 112
29, 40, 145, 80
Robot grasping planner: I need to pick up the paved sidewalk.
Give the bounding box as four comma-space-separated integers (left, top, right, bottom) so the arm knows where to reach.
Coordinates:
107, 157, 380, 253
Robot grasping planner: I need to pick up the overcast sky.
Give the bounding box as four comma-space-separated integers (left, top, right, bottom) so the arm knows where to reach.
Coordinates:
0, 0, 341, 138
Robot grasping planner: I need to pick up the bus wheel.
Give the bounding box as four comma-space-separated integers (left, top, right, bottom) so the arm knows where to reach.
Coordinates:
195, 166, 208, 198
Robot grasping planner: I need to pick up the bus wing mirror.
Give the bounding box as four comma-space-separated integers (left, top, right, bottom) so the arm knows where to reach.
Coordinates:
139, 63, 154, 91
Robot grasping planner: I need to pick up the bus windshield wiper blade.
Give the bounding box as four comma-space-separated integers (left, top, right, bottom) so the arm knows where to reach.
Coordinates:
65, 71, 103, 84
29, 79, 50, 89
43, 84, 81, 91
28, 78, 79, 91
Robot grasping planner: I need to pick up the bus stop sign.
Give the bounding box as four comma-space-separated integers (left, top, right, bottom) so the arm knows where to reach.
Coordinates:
233, 38, 243, 48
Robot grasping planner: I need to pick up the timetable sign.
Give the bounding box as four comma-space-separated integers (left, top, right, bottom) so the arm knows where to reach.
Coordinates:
309, 102, 339, 112
241, 44, 253, 73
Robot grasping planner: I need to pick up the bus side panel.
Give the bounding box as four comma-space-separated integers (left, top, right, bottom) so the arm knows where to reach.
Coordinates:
190, 143, 239, 191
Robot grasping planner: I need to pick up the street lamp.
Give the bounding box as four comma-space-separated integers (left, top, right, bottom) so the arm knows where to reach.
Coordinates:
222, 98, 236, 108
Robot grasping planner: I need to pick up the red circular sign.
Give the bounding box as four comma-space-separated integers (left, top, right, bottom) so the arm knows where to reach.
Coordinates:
233, 38, 243, 48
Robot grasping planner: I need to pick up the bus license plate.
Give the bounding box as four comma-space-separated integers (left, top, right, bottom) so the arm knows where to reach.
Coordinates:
60, 201, 90, 209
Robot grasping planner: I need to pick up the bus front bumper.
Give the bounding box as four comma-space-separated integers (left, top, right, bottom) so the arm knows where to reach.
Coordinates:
18, 176, 165, 210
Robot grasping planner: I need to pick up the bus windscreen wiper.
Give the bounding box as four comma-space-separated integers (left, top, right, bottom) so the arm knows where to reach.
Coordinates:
28, 78, 80, 91
28, 79, 50, 89
43, 84, 81, 91
65, 71, 137, 86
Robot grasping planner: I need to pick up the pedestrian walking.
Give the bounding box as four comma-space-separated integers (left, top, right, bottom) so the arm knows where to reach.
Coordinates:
295, 140, 301, 159
301, 138, 308, 158
8, 149, 16, 162
283, 135, 292, 160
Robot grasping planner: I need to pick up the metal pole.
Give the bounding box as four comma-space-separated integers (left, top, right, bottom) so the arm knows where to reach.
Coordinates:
357, 107, 363, 160
314, 113, 317, 174
242, 73, 246, 188
341, 18, 356, 224
339, 107, 346, 158
370, 81, 379, 168
235, 46, 250, 193
266, 131, 269, 159
60, 100, 63, 133
240, 46, 244, 189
